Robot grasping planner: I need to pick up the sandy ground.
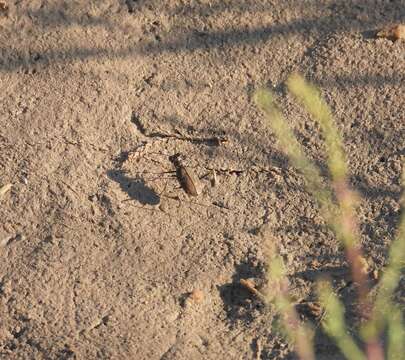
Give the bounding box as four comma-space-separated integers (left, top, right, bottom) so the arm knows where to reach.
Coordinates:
0, 1, 404, 359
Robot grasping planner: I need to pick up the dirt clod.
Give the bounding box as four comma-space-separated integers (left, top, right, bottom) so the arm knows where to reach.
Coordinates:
188, 289, 204, 304
0, 183, 12, 198
376, 24, 405, 40
358, 256, 369, 276
0, 1, 8, 13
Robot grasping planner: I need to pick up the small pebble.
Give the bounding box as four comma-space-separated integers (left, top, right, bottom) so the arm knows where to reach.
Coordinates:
377, 24, 405, 41
189, 289, 204, 304
159, 201, 169, 213
0, 235, 13, 247
0, 183, 12, 197
358, 256, 369, 276
0, 1, 8, 13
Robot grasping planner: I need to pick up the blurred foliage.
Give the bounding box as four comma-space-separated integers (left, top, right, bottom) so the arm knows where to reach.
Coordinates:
254, 74, 405, 360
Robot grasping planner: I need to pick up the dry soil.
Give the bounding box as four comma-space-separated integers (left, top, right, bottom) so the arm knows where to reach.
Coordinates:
0, 1, 404, 359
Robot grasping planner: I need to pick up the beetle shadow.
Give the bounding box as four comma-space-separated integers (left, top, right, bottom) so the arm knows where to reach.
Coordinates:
107, 169, 160, 206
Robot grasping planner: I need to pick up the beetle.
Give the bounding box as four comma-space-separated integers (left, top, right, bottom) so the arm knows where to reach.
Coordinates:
169, 153, 201, 197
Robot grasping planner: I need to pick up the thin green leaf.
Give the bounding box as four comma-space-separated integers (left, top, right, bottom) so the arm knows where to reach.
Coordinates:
254, 89, 335, 221
365, 166, 405, 337
287, 74, 347, 181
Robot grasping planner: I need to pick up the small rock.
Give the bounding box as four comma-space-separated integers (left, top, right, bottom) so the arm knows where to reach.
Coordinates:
0, 233, 24, 247
0, 1, 8, 14
0, 235, 13, 247
377, 24, 405, 41
0, 183, 12, 198
159, 201, 169, 213
188, 289, 204, 304
358, 256, 369, 276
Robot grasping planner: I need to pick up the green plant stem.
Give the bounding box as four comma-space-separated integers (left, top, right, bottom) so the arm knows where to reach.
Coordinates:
254, 89, 335, 220
387, 305, 405, 360
287, 75, 373, 328
363, 167, 405, 342
267, 253, 315, 360
255, 77, 404, 360
317, 280, 366, 360
286, 74, 347, 181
